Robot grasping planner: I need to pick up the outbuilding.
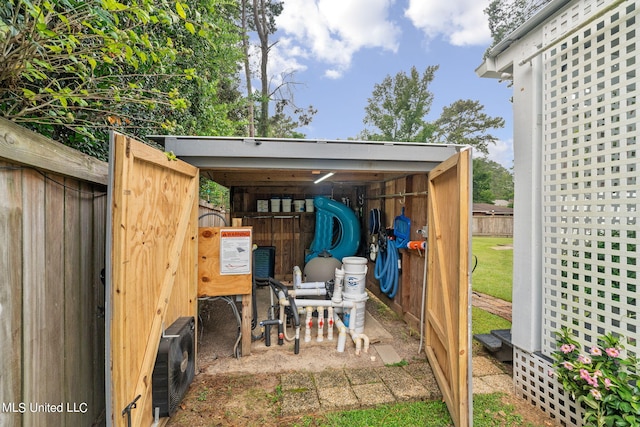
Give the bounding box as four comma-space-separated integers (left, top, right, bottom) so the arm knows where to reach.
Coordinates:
105, 133, 474, 426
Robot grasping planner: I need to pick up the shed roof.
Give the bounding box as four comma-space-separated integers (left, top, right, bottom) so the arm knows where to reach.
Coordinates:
149, 135, 464, 188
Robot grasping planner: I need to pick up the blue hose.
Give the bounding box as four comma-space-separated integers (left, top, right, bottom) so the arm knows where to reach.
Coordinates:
374, 238, 399, 299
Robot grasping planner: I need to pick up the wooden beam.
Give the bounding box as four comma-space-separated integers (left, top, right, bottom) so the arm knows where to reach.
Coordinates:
0, 118, 108, 185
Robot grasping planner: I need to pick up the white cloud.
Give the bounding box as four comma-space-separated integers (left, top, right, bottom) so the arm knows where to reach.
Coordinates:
275, 0, 400, 78
487, 138, 514, 169
404, 0, 492, 46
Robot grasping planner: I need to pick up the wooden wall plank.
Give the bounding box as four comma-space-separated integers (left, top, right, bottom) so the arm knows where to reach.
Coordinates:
0, 162, 23, 427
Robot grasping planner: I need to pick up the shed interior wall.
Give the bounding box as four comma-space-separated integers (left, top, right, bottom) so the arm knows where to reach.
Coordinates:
228, 173, 429, 332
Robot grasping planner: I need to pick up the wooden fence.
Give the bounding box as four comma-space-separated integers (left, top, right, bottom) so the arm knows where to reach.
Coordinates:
472, 216, 513, 237
0, 118, 108, 426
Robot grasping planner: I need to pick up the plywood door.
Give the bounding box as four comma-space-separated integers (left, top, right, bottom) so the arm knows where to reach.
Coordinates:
425, 149, 472, 427
107, 133, 199, 426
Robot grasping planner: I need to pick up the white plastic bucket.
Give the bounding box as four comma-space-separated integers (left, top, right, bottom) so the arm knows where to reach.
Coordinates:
305, 198, 315, 212
293, 200, 305, 212
257, 200, 269, 212
270, 198, 280, 212
282, 197, 292, 212
342, 256, 367, 297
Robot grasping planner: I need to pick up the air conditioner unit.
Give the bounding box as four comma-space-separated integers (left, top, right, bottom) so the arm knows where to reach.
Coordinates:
152, 316, 195, 418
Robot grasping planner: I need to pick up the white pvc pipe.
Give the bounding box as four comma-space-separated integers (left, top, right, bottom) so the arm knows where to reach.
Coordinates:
317, 306, 324, 342
333, 312, 369, 355
290, 299, 355, 309
295, 281, 326, 289
332, 268, 344, 303
290, 288, 327, 297
327, 306, 334, 341
304, 306, 313, 343
334, 312, 347, 352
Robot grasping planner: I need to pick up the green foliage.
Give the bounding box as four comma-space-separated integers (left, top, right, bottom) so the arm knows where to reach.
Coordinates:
473, 157, 513, 203
552, 328, 640, 427
484, 0, 553, 54
267, 99, 317, 138
200, 176, 229, 208
431, 99, 505, 155
362, 65, 438, 142
1, 0, 245, 159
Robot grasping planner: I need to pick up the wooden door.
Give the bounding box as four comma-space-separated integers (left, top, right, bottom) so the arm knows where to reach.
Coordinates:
425, 149, 472, 427
106, 133, 199, 426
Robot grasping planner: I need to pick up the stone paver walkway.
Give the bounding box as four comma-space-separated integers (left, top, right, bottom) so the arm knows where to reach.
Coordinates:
280, 354, 513, 416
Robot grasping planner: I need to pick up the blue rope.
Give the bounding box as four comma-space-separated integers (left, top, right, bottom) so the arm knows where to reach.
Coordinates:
374, 237, 399, 299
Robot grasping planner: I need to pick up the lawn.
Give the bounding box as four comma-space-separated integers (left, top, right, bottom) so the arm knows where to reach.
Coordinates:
296, 393, 545, 427
471, 236, 514, 302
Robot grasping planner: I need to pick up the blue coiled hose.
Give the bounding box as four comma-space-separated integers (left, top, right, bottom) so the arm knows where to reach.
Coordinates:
374, 237, 399, 299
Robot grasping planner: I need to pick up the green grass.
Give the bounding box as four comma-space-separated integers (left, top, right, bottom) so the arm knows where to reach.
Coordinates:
293, 393, 544, 427
472, 307, 511, 335
471, 237, 513, 302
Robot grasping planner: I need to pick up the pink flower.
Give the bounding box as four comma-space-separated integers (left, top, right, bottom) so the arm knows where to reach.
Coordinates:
580, 369, 598, 386
604, 378, 612, 390
577, 354, 592, 364
589, 346, 602, 356
579, 369, 591, 381
590, 389, 602, 400
561, 344, 576, 354
605, 347, 620, 358
593, 370, 603, 378
563, 361, 575, 370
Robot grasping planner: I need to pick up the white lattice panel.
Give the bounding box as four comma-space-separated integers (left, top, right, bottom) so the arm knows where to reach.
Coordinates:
542, 0, 638, 361
514, 348, 583, 426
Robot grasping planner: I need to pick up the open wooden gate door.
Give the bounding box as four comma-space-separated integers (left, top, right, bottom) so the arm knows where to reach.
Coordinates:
425, 149, 472, 427
106, 133, 199, 426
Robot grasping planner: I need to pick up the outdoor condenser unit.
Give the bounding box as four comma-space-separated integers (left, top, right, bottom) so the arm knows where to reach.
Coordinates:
152, 316, 196, 418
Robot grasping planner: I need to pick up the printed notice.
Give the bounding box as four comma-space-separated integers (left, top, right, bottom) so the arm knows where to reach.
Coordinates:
220, 229, 252, 275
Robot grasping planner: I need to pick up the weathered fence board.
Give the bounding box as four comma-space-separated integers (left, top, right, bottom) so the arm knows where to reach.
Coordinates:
472, 216, 513, 237
0, 119, 108, 426
0, 162, 23, 427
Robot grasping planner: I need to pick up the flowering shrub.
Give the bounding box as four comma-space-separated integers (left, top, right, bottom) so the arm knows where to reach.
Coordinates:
552, 328, 640, 427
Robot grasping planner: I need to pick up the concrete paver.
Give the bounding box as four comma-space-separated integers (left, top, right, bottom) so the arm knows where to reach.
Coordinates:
375, 366, 429, 401
318, 386, 360, 411
344, 367, 382, 385
352, 383, 396, 407
281, 389, 320, 415
373, 344, 403, 365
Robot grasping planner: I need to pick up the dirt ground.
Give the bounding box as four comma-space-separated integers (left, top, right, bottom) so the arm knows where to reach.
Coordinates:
166, 293, 559, 427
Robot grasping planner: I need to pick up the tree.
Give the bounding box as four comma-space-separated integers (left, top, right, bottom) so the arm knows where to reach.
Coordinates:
430, 99, 505, 155
362, 65, 438, 142
268, 100, 317, 138
484, 0, 552, 53
240, 0, 255, 136
0, 0, 245, 159
472, 157, 514, 203
250, 0, 282, 137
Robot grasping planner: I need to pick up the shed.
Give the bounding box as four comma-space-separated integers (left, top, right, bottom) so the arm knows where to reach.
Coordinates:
104, 134, 474, 426
477, 0, 639, 425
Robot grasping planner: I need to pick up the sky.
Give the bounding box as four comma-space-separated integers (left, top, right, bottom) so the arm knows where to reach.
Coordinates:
262, 0, 515, 169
